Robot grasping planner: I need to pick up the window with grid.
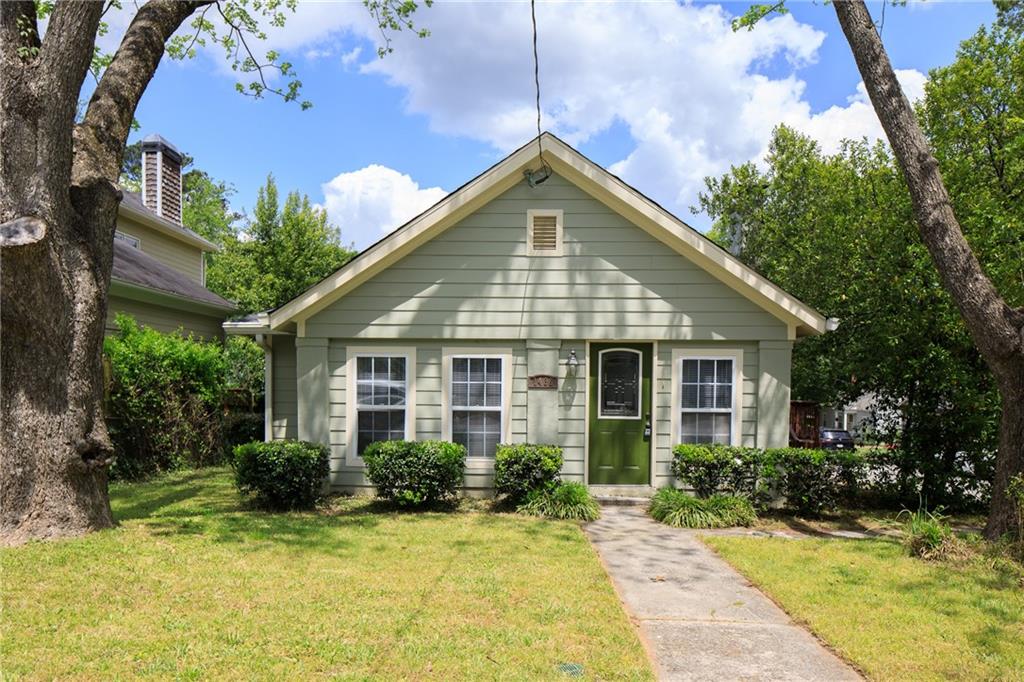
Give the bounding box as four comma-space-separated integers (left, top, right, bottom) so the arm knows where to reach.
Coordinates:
355, 356, 407, 455
451, 357, 503, 457
680, 358, 734, 445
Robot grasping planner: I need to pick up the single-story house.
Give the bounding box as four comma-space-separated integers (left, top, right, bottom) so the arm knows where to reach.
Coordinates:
108, 134, 234, 339
227, 134, 826, 493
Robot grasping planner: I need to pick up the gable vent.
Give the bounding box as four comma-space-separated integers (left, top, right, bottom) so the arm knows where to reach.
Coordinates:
528, 210, 563, 256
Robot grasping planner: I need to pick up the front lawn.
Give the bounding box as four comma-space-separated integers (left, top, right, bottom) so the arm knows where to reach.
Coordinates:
2, 468, 652, 680
704, 535, 1024, 681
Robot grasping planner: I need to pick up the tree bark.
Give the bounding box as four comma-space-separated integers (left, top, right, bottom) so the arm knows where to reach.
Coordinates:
1, 0, 205, 545
833, 0, 1024, 540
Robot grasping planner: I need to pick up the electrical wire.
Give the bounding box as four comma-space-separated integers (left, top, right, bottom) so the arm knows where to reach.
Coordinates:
530, 0, 549, 176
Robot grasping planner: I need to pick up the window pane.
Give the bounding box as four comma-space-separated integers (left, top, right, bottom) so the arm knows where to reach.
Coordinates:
485, 381, 501, 407
713, 413, 731, 443
682, 359, 699, 383
715, 384, 732, 409
681, 412, 698, 442
699, 359, 716, 384
698, 383, 715, 409
453, 382, 468, 407
453, 358, 468, 382
357, 357, 373, 381
600, 350, 640, 417
390, 357, 406, 381
356, 383, 372, 405
452, 409, 500, 457
469, 358, 485, 382
468, 381, 485, 407
373, 356, 390, 381
389, 384, 406, 406
716, 359, 732, 384
682, 383, 698, 409
485, 358, 501, 382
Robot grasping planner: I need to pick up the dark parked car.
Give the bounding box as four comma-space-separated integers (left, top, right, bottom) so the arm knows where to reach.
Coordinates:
819, 428, 856, 450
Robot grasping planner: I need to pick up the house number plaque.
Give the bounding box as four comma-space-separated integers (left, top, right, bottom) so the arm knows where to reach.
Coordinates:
527, 374, 558, 390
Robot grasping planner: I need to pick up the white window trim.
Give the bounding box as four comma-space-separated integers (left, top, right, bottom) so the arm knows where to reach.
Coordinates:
441, 346, 513, 467
671, 348, 743, 447
345, 346, 417, 465
597, 347, 643, 421
526, 208, 564, 257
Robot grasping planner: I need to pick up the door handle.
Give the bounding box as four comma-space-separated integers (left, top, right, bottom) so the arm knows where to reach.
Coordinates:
643, 414, 652, 440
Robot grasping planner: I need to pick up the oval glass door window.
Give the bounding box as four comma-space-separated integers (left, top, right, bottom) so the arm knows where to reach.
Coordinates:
599, 349, 641, 418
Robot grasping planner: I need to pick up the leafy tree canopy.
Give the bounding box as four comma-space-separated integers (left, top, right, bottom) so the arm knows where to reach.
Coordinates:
206, 175, 356, 314
698, 14, 1023, 507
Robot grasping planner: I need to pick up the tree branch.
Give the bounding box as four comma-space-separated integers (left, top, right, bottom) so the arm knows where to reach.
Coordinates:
74, 0, 211, 186
833, 0, 1023, 367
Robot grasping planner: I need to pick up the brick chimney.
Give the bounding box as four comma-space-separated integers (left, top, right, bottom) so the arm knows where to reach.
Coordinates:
141, 134, 183, 224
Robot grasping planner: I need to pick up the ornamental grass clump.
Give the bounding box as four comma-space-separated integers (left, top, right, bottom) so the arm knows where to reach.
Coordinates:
899, 507, 968, 561
649, 488, 756, 528
517, 481, 600, 522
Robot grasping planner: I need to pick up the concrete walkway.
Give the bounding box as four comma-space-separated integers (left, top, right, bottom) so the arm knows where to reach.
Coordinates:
585, 506, 861, 681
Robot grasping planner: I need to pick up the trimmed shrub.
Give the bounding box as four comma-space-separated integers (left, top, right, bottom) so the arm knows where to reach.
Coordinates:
363, 440, 466, 507
671, 444, 769, 502
494, 443, 564, 503
232, 440, 329, 510
649, 488, 756, 528
105, 314, 227, 480
517, 481, 600, 521
762, 447, 857, 516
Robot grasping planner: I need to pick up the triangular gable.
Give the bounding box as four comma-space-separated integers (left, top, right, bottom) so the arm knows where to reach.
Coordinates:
267, 134, 826, 336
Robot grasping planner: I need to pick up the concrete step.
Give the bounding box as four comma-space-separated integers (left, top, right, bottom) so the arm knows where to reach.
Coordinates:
590, 486, 655, 507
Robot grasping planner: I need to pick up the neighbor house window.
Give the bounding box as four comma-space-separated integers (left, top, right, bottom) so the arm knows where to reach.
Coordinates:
355, 355, 407, 454
679, 357, 734, 445
450, 357, 503, 457
114, 231, 140, 248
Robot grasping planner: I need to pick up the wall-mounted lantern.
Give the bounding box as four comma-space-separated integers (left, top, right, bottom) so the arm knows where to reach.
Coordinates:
566, 349, 579, 376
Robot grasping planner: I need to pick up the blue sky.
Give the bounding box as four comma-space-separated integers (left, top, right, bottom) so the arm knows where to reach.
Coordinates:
120, 0, 996, 249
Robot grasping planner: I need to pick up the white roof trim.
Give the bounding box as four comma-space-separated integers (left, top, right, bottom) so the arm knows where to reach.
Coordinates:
269, 134, 826, 336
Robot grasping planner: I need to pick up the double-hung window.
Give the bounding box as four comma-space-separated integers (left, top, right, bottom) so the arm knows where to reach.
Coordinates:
678, 356, 736, 445
355, 355, 407, 455
450, 356, 503, 458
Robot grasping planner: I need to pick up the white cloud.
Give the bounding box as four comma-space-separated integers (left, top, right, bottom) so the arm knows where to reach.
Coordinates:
320, 165, 447, 249
137, 1, 929, 227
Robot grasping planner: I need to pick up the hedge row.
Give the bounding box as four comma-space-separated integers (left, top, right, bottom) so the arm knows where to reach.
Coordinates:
671, 444, 865, 515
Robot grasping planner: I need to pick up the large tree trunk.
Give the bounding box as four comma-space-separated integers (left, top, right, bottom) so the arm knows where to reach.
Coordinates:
833, 0, 1024, 540
1, 0, 205, 544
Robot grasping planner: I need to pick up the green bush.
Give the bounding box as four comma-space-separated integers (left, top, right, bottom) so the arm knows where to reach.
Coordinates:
649, 488, 756, 528
224, 336, 265, 408
223, 411, 264, 451
517, 481, 600, 521
232, 440, 329, 510
104, 314, 227, 480
762, 447, 858, 516
494, 444, 564, 503
671, 444, 768, 500
363, 440, 466, 507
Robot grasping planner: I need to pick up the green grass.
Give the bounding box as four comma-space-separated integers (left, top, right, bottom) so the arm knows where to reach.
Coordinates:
1, 468, 652, 680
704, 535, 1024, 681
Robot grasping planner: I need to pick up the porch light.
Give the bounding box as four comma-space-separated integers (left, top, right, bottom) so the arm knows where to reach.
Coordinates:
566, 349, 579, 374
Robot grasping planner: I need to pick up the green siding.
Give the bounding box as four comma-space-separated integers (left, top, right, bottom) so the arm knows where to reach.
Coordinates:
271, 336, 298, 440
277, 172, 793, 492
106, 294, 224, 340
117, 215, 204, 284
305, 173, 788, 342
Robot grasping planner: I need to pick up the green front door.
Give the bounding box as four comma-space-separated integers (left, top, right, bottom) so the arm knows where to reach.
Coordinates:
588, 343, 652, 485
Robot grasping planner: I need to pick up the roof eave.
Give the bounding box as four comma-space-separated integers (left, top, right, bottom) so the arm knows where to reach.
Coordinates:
118, 200, 219, 252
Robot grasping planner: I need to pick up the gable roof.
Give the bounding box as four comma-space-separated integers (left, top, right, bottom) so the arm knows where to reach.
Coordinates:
112, 240, 234, 311
260, 133, 826, 337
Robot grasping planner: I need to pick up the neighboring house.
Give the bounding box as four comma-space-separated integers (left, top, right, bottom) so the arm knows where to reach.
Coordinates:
107, 134, 234, 339
227, 134, 826, 493
822, 392, 902, 442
